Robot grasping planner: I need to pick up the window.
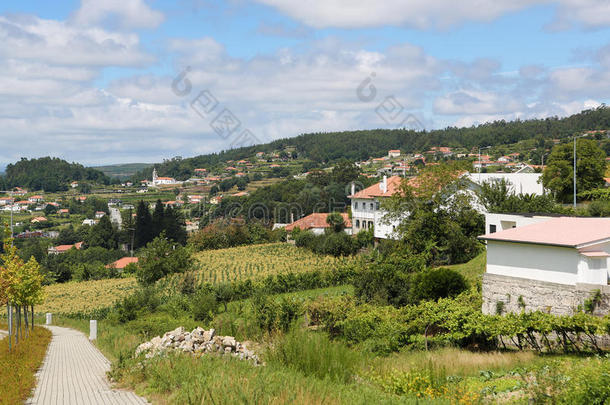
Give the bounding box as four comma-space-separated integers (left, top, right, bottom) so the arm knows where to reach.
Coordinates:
375, 202, 380, 210
368, 221, 373, 229
355, 219, 360, 228
354, 202, 358, 209
370, 203, 374, 210
489, 224, 497, 233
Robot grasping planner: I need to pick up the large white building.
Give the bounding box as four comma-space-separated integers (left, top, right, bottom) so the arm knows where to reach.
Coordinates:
349, 176, 402, 240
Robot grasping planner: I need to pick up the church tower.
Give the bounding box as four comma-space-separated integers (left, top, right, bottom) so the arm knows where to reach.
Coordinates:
152, 168, 158, 186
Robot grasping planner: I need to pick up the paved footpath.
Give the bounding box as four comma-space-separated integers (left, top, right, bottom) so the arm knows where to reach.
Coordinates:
27, 325, 149, 405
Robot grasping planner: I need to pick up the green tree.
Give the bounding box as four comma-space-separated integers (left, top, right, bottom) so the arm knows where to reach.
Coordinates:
151, 199, 165, 237
136, 235, 192, 285
87, 215, 117, 249
542, 139, 606, 202
134, 201, 153, 249
326, 212, 345, 233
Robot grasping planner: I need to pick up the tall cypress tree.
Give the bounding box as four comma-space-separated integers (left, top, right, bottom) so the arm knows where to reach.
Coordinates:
164, 205, 187, 245
134, 200, 153, 249
151, 199, 165, 238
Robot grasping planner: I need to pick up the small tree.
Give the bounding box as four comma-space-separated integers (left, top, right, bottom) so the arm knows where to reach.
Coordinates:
136, 235, 192, 285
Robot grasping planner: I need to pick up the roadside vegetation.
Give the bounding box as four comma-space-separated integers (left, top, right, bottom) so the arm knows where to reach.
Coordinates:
0, 325, 52, 405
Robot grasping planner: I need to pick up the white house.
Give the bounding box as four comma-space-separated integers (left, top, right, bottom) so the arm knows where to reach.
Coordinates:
480, 217, 610, 286
285, 213, 352, 236
349, 176, 402, 240
467, 173, 544, 196
484, 212, 553, 235
388, 149, 401, 158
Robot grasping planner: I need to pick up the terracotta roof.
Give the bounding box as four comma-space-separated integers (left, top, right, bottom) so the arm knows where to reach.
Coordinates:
285, 213, 352, 231
350, 176, 403, 199
106, 257, 139, 269
54, 242, 84, 252
479, 217, 610, 248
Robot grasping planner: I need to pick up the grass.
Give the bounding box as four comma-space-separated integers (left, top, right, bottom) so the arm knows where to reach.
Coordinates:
444, 251, 486, 285
0, 324, 52, 405
371, 347, 537, 377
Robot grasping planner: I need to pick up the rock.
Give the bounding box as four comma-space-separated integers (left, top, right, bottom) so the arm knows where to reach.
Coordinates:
222, 336, 236, 348
135, 326, 258, 364
203, 328, 215, 341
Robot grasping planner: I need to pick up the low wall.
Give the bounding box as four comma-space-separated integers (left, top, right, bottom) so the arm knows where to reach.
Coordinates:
482, 273, 610, 316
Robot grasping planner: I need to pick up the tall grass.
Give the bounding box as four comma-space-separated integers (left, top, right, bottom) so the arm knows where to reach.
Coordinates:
0, 325, 52, 405
267, 327, 364, 383
373, 347, 536, 377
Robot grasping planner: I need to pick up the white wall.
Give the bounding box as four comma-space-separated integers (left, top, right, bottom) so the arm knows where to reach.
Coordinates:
486, 241, 580, 285
373, 210, 401, 240
467, 173, 544, 196
485, 213, 552, 234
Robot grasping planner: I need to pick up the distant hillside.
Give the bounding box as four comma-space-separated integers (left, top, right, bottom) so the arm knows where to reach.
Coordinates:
1, 157, 110, 192
133, 106, 610, 181
93, 163, 153, 179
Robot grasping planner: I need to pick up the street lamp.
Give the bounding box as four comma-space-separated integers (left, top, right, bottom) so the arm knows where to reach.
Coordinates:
573, 134, 589, 208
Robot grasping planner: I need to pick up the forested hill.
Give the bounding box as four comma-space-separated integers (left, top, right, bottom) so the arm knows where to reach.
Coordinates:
1, 157, 110, 191
132, 106, 610, 181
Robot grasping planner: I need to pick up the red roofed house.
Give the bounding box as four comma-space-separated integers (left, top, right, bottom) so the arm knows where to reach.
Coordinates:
479, 217, 610, 315
349, 175, 403, 240
48, 241, 84, 255
106, 257, 139, 270
388, 149, 401, 158
285, 213, 352, 235
28, 195, 44, 203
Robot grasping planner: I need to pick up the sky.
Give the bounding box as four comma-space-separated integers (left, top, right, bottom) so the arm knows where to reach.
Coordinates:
0, 0, 609, 169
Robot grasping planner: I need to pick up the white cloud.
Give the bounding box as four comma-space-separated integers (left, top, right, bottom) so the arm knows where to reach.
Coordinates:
0, 16, 154, 67
254, 0, 610, 30
72, 0, 164, 29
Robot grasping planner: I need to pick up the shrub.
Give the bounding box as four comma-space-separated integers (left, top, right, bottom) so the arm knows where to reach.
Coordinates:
191, 290, 218, 323
412, 268, 469, 302
251, 293, 303, 333
136, 235, 192, 285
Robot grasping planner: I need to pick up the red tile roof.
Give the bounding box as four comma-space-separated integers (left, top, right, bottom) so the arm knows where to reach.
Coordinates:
479, 217, 610, 248
285, 213, 352, 231
106, 257, 139, 269
350, 176, 403, 199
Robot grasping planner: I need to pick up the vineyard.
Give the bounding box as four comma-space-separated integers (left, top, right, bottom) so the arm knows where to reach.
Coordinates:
38, 243, 350, 315
190, 243, 352, 285
39, 278, 137, 315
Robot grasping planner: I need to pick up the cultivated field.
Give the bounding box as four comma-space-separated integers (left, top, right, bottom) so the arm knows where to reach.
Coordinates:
38, 278, 137, 315
191, 243, 353, 284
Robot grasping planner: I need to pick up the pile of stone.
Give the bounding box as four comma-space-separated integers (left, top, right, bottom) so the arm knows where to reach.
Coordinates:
135, 327, 260, 364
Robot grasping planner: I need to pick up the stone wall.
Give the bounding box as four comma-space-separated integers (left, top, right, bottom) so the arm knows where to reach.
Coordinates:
482, 273, 610, 316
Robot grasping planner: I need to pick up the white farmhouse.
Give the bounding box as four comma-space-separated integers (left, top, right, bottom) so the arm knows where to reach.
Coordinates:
480, 217, 610, 286
349, 176, 402, 240
480, 217, 610, 315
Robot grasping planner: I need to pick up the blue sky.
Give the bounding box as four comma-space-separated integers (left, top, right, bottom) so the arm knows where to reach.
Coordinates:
0, 0, 609, 168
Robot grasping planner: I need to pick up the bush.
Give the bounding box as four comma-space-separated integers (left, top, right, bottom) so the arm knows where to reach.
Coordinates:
113, 287, 162, 323
412, 268, 469, 302
252, 293, 303, 333
191, 289, 218, 323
